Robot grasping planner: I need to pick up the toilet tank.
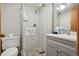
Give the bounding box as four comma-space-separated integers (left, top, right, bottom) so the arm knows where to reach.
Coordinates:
2, 36, 20, 50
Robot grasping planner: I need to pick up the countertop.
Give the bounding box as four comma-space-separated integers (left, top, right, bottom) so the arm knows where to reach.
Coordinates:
1, 36, 20, 40
46, 34, 76, 42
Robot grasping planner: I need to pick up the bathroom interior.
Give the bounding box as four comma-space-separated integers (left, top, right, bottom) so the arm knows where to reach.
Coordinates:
0, 3, 78, 56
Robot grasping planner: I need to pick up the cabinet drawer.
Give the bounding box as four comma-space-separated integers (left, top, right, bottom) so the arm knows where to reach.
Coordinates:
58, 44, 76, 56
47, 40, 58, 50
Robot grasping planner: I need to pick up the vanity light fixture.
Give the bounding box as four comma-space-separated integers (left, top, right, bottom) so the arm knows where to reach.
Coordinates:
57, 4, 66, 11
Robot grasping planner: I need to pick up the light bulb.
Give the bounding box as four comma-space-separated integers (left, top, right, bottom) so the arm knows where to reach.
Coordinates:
57, 4, 66, 11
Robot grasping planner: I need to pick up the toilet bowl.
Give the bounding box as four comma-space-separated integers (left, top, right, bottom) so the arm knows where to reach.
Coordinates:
1, 47, 18, 56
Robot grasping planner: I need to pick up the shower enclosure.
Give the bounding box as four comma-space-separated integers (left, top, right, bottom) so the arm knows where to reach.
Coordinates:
20, 4, 44, 56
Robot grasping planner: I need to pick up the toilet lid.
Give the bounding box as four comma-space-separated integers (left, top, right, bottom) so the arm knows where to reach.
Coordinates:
1, 47, 18, 56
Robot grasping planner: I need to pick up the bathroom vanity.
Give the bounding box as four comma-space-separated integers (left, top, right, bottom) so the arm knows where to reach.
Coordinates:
46, 34, 76, 56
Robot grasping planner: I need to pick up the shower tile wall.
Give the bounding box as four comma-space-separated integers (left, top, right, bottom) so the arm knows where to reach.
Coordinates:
22, 4, 40, 51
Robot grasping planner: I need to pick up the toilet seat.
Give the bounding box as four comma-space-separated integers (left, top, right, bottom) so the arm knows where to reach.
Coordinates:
1, 47, 18, 56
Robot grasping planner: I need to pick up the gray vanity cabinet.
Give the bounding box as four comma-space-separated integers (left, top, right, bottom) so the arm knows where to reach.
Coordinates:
47, 40, 58, 56
46, 36, 76, 56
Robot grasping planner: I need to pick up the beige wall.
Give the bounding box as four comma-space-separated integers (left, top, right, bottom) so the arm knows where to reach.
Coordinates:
1, 4, 20, 36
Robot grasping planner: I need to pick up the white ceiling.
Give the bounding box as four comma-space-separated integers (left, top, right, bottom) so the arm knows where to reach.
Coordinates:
23, 3, 77, 9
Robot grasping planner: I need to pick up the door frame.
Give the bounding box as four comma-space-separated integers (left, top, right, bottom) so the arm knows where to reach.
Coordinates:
0, 4, 1, 33
77, 3, 79, 56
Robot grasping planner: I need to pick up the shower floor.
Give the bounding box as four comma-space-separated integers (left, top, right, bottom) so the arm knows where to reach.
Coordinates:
22, 49, 46, 56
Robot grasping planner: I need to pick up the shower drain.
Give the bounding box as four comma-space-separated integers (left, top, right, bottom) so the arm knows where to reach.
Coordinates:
39, 51, 45, 54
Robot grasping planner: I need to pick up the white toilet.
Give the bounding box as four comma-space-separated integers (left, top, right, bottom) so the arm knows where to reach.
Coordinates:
1, 47, 18, 56
1, 36, 19, 56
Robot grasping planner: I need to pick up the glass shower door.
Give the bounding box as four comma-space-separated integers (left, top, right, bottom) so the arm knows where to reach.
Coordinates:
20, 4, 41, 56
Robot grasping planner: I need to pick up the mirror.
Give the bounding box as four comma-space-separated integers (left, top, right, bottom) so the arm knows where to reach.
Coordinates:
54, 3, 77, 34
